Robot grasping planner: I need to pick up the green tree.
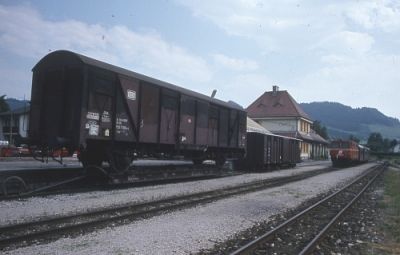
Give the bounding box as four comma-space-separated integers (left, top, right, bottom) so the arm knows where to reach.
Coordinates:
390, 139, 398, 148
383, 138, 391, 152
312, 120, 329, 139
367, 132, 384, 152
0, 95, 9, 113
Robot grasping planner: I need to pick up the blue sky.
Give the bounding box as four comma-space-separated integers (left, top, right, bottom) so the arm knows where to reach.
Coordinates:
1, 0, 400, 119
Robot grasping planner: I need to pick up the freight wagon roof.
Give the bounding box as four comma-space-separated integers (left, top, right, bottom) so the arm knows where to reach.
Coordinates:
33, 50, 244, 111
358, 144, 370, 150
247, 117, 301, 141
272, 131, 326, 143
247, 117, 274, 135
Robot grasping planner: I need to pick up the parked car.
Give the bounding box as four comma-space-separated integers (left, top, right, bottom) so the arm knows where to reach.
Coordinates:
0, 146, 19, 157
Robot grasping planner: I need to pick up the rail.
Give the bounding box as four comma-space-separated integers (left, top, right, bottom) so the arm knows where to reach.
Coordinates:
0, 165, 337, 250
230, 162, 386, 255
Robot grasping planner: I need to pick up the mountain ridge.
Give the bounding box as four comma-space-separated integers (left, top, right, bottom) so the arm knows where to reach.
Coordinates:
5, 98, 30, 111
300, 102, 400, 140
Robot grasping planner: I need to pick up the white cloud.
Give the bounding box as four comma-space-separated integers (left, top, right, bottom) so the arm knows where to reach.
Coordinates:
345, 1, 400, 32
176, 0, 344, 51
204, 72, 275, 108
176, 1, 399, 53
0, 4, 212, 89
293, 53, 400, 119
1, 1, 400, 121
0, 65, 31, 98
313, 31, 375, 55
176, 0, 400, 120
212, 53, 259, 71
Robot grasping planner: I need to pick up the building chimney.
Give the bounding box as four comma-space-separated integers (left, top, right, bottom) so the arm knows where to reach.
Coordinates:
272, 85, 279, 96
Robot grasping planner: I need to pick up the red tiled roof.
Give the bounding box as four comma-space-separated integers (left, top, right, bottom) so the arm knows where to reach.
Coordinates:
246, 90, 312, 120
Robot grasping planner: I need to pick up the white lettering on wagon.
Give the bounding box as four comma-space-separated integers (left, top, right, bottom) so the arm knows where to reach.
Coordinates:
89, 124, 99, 136
127, 89, 136, 100
116, 117, 130, 136
101, 111, 111, 123
86, 112, 100, 121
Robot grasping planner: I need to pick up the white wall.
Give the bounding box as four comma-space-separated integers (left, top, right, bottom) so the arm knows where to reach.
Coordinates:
258, 119, 297, 132
18, 113, 29, 138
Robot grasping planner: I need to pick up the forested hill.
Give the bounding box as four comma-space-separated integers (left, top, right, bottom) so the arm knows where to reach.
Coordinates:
300, 102, 400, 140
5, 98, 30, 111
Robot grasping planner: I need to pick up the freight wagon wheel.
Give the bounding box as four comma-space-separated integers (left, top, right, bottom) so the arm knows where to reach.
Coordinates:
215, 156, 226, 167
78, 147, 104, 168
108, 150, 133, 173
82, 158, 103, 168
2, 176, 28, 196
192, 158, 204, 165
79, 150, 103, 168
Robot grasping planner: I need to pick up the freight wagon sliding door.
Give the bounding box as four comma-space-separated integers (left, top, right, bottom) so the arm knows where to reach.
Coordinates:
278, 138, 283, 164
118, 76, 139, 142
160, 89, 178, 144
218, 108, 229, 147
41, 69, 82, 146
196, 101, 209, 145
272, 137, 278, 164
86, 72, 114, 140
208, 105, 218, 146
282, 139, 289, 163
247, 132, 264, 169
238, 112, 247, 148
228, 110, 239, 147
265, 135, 272, 165
139, 83, 159, 143
179, 95, 195, 145
41, 69, 66, 144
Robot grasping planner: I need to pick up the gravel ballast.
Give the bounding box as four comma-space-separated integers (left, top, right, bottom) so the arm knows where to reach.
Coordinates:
0, 162, 329, 225
3, 163, 375, 254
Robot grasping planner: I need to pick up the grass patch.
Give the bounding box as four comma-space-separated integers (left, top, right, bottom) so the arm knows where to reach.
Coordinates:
379, 169, 400, 253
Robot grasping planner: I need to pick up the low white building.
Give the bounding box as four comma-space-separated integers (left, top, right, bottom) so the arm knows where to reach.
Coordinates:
0, 106, 30, 145
391, 144, 400, 153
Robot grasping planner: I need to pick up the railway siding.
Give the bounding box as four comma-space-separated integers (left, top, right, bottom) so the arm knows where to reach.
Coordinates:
227, 163, 385, 254
0, 162, 330, 226
3, 163, 375, 255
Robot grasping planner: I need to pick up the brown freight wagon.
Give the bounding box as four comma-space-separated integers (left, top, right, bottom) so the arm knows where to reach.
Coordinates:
246, 132, 300, 171
29, 50, 247, 172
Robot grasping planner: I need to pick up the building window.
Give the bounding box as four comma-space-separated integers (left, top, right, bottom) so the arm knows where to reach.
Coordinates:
300, 142, 310, 154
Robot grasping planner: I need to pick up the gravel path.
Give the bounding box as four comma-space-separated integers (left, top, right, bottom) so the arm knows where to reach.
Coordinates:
3, 163, 375, 255
0, 162, 329, 225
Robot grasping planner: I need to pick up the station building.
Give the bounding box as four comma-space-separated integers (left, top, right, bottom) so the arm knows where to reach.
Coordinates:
247, 86, 328, 160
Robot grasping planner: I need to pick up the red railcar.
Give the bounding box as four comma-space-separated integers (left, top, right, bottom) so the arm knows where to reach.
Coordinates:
329, 139, 369, 167
29, 51, 246, 172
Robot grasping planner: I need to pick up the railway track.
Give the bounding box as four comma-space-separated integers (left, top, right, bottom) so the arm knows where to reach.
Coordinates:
0, 166, 336, 251
229, 162, 386, 255
0, 163, 228, 200
0, 161, 330, 200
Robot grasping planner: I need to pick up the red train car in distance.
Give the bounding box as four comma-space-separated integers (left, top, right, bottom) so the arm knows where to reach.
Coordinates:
329, 139, 369, 167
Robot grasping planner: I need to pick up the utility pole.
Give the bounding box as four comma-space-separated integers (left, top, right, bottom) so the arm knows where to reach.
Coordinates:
9, 110, 13, 145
